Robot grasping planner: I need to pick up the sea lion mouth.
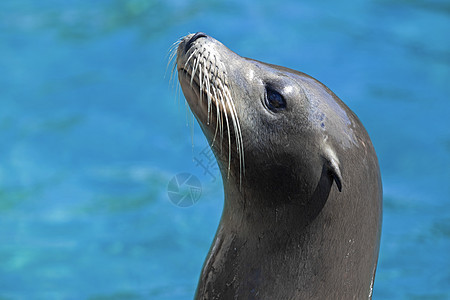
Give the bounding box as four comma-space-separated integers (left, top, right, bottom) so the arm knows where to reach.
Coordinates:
169, 33, 245, 183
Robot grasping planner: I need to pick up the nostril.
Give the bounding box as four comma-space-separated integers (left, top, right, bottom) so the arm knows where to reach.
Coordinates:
185, 32, 208, 53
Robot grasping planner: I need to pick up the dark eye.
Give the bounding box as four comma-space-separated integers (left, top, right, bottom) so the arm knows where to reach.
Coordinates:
265, 87, 286, 112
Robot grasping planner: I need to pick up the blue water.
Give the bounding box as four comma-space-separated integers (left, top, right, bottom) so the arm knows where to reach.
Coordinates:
0, 1, 449, 299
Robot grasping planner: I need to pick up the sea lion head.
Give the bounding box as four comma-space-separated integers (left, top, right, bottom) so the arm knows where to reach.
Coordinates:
175, 33, 354, 206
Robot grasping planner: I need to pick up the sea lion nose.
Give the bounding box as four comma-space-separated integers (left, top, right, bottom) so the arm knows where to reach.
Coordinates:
185, 32, 208, 53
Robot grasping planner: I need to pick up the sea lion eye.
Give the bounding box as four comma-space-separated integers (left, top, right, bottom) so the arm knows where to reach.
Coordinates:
265, 87, 286, 112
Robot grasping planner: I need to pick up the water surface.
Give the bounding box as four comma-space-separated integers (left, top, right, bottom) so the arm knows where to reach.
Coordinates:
0, 0, 449, 299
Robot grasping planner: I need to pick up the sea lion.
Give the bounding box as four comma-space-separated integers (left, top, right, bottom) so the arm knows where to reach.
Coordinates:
174, 32, 382, 299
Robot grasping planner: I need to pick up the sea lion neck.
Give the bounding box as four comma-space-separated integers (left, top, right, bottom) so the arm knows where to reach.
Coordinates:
219, 167, 332, 234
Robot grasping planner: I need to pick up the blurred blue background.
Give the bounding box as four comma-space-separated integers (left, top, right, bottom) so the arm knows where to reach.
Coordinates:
0, 0, 449, 299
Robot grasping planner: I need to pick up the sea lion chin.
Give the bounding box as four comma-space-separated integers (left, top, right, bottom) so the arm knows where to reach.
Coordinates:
174, 32, 382, 299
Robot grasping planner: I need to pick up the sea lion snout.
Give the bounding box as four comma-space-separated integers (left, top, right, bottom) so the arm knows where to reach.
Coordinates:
184, 32, 208, 53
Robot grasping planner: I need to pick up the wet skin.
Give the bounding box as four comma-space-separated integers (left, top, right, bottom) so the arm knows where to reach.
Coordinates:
176, 33, 382, 299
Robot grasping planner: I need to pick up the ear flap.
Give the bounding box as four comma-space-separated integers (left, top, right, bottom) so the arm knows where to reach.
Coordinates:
322, 146, 343, 192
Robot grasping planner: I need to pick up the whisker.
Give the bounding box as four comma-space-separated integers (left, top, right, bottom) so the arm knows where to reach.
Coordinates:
172, 36, 246, 188
184, 48, 198, 71
190, 56, 199, 87
217, 88, 232, 178
167, 39, 183, 107
165, 38, 182, 81
224, 86, 245, 186
210, 98, 221, 147
204, 54, 212, 122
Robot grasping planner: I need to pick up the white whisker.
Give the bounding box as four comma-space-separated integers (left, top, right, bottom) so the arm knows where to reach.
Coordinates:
205, 57, 212, 123
167, 39, 183, 106
184, 48, 198, 71
225, 86, 245, 186
171, 37, 246, 188
190, 57, 199, 87
217, 88, 232, 178
165, 38, 182, 80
